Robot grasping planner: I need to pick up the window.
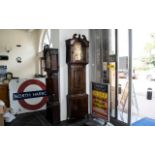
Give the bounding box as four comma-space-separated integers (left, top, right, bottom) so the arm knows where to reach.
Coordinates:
37, 29, 53, 75
42, 29, 53, 48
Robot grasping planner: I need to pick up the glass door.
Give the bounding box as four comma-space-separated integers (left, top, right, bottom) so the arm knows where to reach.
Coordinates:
117, 29, 130, 123
109, 29, 130, 125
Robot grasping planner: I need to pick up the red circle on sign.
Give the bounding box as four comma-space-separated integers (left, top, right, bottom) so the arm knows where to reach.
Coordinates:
17, 79, 48, 110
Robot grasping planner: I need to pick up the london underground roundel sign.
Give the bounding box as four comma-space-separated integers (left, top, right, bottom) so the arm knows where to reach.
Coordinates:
15, 79, 48, 110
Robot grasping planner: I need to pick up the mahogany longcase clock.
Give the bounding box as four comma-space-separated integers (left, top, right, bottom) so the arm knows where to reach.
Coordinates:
43, 45, 60, 124
66, 34, 89, 120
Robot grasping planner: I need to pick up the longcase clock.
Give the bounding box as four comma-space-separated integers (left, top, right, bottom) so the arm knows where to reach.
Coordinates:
66, 34, 89, 120
43, 45, 60, 124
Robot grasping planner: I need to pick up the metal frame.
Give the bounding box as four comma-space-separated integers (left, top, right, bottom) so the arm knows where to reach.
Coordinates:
115, 29, 118, 119
89, 30, 95, 114
114, 29, 132, 125
110, 29, 131, 126
109, 29, 128, 125
128, 29, 132, 125
107, 83, 111, 122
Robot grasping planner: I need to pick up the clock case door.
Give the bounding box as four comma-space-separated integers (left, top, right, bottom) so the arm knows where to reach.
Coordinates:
68, 65, 86, 94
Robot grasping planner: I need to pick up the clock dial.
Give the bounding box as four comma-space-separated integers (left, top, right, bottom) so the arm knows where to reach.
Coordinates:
72, 42, 83, 61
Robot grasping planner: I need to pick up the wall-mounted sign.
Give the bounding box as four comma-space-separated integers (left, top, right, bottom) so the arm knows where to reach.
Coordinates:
9, 78, 48, 114
92, 82, 110, 122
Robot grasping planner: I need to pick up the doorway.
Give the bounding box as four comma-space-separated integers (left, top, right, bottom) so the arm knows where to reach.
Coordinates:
131, 29, 155, 123
109, 29, 131, 125
110, 29, 155, 125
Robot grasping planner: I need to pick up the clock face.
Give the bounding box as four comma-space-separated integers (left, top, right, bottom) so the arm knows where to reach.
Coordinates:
71, 42, 83, 61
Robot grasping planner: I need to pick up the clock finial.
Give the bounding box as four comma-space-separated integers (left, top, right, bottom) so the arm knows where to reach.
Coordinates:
82, 35, 87, 41
78, 34, 81, 39
73, 34, 77, 39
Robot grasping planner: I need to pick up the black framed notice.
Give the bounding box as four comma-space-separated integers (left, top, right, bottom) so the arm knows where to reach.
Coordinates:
92, 82, 110, 122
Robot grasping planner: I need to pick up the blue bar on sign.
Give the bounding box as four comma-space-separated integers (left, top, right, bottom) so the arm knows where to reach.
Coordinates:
13, 90, 47, 100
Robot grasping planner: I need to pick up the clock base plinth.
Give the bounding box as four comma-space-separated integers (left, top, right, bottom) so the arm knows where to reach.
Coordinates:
46, 102, 60, 125
67, 94, 88, 120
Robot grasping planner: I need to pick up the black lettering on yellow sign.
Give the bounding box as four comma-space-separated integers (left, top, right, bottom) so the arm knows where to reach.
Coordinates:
92, 90, 108, 110
92, 90, 108, 99
94, 101, 107, 110
92, 82, 109, 120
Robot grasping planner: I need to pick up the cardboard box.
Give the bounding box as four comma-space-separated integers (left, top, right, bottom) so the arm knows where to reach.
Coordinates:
0, 106, 4, 126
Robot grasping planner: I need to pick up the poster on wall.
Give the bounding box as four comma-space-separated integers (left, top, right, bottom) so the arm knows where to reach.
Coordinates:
92, 82, 110, 122
9, 78, 48, 114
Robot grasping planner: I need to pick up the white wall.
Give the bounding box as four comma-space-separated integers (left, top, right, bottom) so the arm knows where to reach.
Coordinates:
59, 29, 90, 121
0, 29, 38, 78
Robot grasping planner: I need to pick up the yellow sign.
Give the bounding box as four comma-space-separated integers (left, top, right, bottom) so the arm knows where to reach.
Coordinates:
108, 64, 115, 69
92, 82, 109, 120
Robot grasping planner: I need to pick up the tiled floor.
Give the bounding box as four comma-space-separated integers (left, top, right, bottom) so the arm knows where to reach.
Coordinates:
5, 110, 52, 126
5, 110, 104, 126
